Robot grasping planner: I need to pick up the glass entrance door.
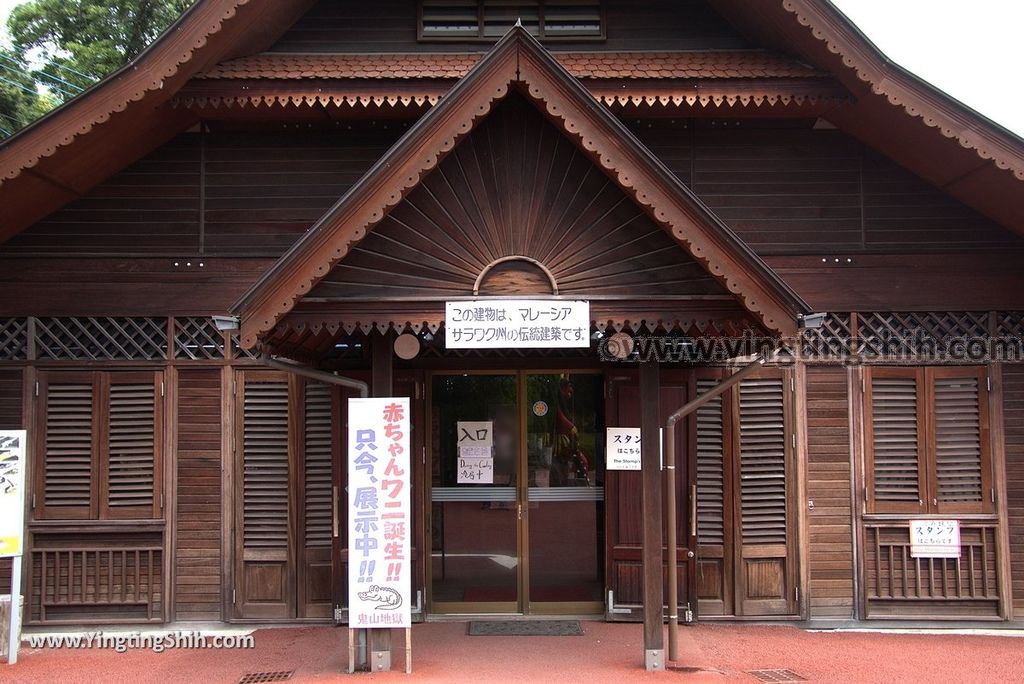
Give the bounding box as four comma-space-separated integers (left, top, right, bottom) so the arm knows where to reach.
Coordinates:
428, 371, 604, 615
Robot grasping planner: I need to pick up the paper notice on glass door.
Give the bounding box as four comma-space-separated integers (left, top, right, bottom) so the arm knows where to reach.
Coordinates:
458, 446, 494, 483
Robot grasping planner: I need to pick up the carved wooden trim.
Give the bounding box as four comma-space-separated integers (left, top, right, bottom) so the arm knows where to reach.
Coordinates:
234, 28, 807, 347
779, 0, 1024, 181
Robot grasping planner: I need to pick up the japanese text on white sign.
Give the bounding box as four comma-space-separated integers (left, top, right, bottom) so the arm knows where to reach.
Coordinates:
0, 431, 26, 558
445, 300, 590, 349
606, 427, 642, 471
348, 398, 411, 628
909, 519, 961, 558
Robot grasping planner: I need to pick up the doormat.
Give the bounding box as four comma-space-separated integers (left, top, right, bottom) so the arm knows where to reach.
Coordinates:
468, 620, 584, 636
747, 669, 806, 683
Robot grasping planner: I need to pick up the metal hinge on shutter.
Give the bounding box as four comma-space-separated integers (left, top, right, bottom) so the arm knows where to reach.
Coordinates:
791, 377, 795, 393
31, 493, 36, 510
992, 488, 996, 504
161, 381, 165, 397
35, 381, 39, 397
792, 434, 796, 449
160, 493, 164, 511
232, 589, 237, 605
795, 586, 800, 603
987, 376, 992, 392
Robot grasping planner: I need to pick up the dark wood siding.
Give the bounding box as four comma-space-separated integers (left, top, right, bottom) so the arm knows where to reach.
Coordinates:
805, 366, 854, 619
174, 370, 223, 621
270, 0, 751, 53
0, 369, 22, 592
630, 124, 1024, 256
1005, 365, 1024, 613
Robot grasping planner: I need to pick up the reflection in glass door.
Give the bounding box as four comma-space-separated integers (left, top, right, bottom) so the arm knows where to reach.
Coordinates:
525, 373, 604, 613
430, 373, 520, 612
428, 371, 604, 615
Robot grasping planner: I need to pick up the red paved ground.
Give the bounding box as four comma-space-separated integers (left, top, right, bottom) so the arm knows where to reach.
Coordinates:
4, 622, 1024, 683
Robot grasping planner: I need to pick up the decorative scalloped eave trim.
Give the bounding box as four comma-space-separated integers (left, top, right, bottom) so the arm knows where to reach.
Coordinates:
271, 316, 759, 340
240, 81, 512, 348
0, 0, 254, 186
172, 91, 846, 111
781, 0, 1024, 181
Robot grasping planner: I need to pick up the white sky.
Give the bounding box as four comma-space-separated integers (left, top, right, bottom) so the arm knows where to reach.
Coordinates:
0, 0, 1021, 136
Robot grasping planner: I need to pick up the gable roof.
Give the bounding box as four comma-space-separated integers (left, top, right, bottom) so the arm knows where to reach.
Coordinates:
229, 26, 810, 344
1, 0, 1023, 241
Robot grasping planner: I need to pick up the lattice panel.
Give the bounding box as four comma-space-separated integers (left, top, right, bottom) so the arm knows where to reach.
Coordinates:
856, 312, 989, 359
0, 318, 28, 360
174, 317, 226, 360
996, 311, 1024, 338
800, 312, 851, 360
34, 317, 168, 360
232, 333, 262, 360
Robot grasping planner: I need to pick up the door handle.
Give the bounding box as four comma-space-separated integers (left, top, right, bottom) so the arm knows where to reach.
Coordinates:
689, 484, 697, 538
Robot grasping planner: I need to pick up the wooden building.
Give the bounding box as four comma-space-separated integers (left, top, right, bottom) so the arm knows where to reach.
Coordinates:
0, 0, 1023, 630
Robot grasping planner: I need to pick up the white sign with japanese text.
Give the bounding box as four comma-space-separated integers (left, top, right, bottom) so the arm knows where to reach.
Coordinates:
0, 431, 26, 558
445, 300, 590, 349
606, 427, 642, 471
909, 519, 961, 558
348, 398, 411, 628
456, 421, 493, 449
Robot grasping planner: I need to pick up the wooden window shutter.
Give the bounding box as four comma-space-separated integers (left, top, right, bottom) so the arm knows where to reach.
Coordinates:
241, 376, 290, 549
695, 377, 726, 546
40, 375, 96, 519
864, 368, 926, 513
929, 367, 992, 514
303, 381, 333, 549
104, 373, 161, 518
737, 377, 787, 545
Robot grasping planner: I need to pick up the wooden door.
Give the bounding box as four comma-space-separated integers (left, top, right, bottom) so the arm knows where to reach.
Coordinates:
693, 368, 797, 618
234, 371, 338, 620
604, 370, 694, 620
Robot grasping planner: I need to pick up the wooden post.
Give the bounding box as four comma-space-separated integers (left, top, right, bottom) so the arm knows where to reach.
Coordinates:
369, 330, 393, 672
639, 359, 664, 671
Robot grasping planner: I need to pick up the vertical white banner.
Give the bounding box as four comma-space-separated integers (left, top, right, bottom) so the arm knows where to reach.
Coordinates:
348, 398, 411, 628
0, 431, 26, 558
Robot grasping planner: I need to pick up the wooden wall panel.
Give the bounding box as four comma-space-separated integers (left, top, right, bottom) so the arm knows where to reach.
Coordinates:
174, 370, 223, 621
1004, 365, 1024, 613
805, 366, 855, 619
629, 125, 1024, 257
0, 368, 22, 593
270, 0, 751, 53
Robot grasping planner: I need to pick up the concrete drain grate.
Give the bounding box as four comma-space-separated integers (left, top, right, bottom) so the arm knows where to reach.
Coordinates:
237, 672, 294, 684
747, 670, 806, 683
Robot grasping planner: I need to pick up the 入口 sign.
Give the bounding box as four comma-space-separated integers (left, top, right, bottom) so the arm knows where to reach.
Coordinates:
606, 427, 642, 471
909, 519, 961, 558
348, 398, 412, 628
0, 431, 26, 558
445, 300, 590, 349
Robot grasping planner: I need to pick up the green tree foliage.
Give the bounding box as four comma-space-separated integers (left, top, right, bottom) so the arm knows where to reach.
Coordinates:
0, 0, 193, 138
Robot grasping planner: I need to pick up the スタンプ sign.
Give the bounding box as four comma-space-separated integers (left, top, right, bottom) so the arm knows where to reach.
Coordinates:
909, 519, 961, 558
348, 398, 412, 628
445, 300, 590, 349
606, 427, 642, 471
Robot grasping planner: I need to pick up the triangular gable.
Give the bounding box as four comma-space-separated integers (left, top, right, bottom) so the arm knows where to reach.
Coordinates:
305, 93, 732, 302
230, 26, 809, 344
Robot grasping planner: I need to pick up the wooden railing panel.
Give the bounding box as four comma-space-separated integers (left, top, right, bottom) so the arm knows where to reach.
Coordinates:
863, 524, 1000, 618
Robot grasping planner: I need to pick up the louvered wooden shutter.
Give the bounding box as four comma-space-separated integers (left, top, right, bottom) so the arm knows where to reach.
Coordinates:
695, 378, 725, 546
866, 369, 925, 513
242, 378, 290, 549
738, 378, 787, 545
930, 368, 991, 514
42, 378, 95, 519
105, 376, 159, 517
303, 382, 333, 548
542, 1, 602, 37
